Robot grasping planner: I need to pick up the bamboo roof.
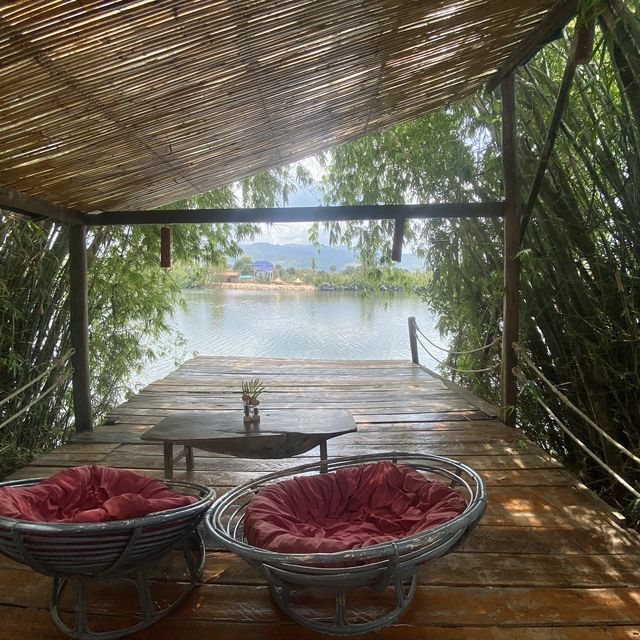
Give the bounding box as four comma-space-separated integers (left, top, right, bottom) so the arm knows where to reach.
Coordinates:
0, 1, 566, 213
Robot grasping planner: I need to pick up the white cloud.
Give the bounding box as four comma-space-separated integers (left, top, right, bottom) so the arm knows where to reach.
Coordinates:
253, 222, 318, 244
253, 178, 332, 244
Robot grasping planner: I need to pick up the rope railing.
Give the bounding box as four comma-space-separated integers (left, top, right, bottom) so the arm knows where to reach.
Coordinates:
0, 350, 74, 431
513, 367, 640, 500
415, 324, 502, 356
415, 334, 500, 374
408, 317, 500, 374
0, 349, 74, 409
513, 342, 640, 466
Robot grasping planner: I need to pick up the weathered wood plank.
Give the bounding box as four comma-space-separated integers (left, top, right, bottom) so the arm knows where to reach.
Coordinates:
2, 355, 639, 640
4, 575, 640, 628
3, 608, 638, 640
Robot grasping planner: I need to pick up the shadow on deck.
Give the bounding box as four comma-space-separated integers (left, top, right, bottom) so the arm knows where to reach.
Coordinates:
3, 357, 640, 639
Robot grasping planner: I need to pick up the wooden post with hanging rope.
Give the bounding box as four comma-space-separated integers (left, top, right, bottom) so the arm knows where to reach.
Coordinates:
408, 317, 419, 365
501, 73, 521, 427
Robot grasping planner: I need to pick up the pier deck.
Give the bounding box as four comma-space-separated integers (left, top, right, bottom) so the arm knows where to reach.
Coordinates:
2, 356, 639, 639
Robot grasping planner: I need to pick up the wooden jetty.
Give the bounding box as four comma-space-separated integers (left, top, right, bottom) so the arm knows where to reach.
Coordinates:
2, 356, 640, 639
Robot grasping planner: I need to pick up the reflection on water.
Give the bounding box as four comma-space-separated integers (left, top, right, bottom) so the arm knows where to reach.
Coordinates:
134, 288, 445, 388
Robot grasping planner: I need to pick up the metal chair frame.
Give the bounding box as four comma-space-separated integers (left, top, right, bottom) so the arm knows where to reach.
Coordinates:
0, 477, 215, 640
206, 452, 487, 636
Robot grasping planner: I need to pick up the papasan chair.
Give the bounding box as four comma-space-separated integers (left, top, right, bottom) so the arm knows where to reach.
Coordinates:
206, 452, 486, 636
0, 465, 215, 640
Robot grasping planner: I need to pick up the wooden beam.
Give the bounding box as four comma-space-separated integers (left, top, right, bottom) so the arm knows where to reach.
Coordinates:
69, 224, 93, 432
391, 218, 405, 262
85, 203, 504, 226
486, 0, 578, 93
501, 74, 522, 428
160, 227, 171, 268
520, 27, 581, 242
0, 185, 85, 225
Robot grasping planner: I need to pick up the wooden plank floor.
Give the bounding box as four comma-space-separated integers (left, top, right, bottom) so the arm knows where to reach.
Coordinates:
3, 356, 640, 639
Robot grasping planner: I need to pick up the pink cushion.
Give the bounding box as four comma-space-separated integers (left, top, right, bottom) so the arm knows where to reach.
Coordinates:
244, 461, 466, 553
0, 466, 197, 523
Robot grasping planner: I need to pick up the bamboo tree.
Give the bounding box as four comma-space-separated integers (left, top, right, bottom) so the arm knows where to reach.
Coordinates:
315, 6, 640, 521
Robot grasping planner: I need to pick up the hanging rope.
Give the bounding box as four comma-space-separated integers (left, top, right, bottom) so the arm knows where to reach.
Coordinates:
514, 368, 640, 499
415, 334, 500, 374
415, 325, 502, 356
0, 369, 73, 432
514, 343, 640, 466
0, 350, 74, 409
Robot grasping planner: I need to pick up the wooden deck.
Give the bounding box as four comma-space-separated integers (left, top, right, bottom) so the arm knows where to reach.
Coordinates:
3, 357, 640, 639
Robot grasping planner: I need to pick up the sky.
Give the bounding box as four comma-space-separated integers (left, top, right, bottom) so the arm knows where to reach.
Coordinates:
253, 222, 318, 244
252, 158, 331, 245
253, 184, 326, 244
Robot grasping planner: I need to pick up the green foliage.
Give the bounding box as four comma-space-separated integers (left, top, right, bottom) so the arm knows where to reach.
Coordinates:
233, 255, 255, 275
176, 260, 431, 292
0, 217, 73, 476
241, 378, 265, 401
0, 164, 303, 478
311, 10, 640, 520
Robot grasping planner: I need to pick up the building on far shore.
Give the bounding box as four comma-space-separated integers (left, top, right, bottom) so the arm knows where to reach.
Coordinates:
252, 260, 273, 280
222, 271, 240, 283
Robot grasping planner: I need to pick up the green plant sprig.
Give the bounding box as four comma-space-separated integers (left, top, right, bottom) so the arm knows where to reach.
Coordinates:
241, 378, 265, 401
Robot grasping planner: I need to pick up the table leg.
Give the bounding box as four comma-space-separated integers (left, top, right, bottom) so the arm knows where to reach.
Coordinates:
319, 440, 328, 473
163, 442, 174, 480
185, 445, 194, 472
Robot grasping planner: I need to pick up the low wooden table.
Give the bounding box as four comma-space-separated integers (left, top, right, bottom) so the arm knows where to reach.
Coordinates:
140, 409, 357, 478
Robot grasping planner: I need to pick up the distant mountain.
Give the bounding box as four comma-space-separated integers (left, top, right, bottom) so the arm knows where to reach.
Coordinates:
238, 243, 425, 271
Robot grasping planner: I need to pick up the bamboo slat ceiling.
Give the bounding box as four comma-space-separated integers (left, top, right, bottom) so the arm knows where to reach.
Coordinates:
0, 0, 562, 213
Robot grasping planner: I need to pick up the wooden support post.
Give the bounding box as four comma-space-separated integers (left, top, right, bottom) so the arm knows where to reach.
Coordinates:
501, 74, 521, 427
69, 224, 92, 432
408, 317, 420, 365
392, 218, 405, 262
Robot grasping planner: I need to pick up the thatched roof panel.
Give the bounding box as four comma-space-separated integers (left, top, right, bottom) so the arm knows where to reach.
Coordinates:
0, 1, 564, 212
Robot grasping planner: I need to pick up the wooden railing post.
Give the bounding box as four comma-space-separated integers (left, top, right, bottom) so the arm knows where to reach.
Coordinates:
501, 73, 521, 427
69, 223, 92, 432
408, 317, 420, 364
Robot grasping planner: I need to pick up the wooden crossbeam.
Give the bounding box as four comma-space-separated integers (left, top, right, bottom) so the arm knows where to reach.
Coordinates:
0, 186, 85, 225
86, 203, 504, 226
486, 0, 578, 93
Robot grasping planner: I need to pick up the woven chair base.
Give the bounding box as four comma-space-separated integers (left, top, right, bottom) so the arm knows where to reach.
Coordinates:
269, 574, 418, 636
49, 530, 205, 640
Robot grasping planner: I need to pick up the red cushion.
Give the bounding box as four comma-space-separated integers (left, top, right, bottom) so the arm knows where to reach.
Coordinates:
0, 466, 197, 523
244, 461, 466, 553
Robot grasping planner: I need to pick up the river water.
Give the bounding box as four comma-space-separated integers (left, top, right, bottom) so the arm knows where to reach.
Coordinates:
133, 288, 445, 389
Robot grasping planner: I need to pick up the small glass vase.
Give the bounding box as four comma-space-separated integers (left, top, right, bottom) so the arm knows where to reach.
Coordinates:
243, 400, 260, 423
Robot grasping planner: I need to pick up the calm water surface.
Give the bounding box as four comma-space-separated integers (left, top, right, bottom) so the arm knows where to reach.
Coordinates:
134, 288, 445, 388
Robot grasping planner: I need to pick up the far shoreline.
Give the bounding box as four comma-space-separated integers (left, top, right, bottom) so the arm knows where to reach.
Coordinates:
204, 281, 316, 292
